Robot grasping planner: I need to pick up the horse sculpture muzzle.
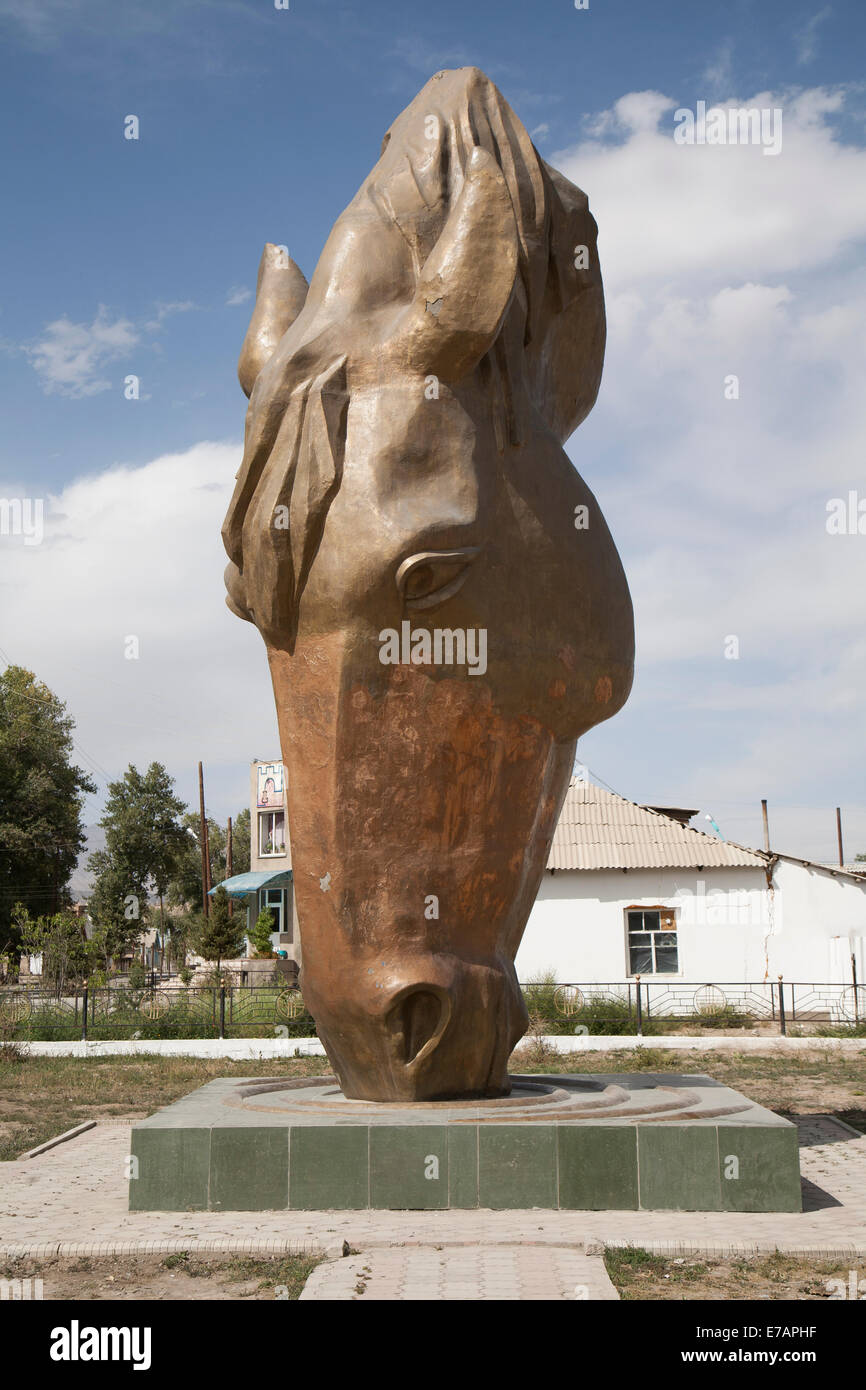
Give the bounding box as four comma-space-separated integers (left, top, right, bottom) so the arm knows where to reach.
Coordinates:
222, 67, 634, 1101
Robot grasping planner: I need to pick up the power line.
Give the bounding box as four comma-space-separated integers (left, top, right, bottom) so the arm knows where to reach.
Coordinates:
0, 647, 113, 786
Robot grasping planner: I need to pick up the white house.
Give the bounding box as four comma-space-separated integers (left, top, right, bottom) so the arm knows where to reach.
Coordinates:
516, 780, 866, 991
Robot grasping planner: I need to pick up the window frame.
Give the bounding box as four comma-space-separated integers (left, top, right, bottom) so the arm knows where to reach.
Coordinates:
625, 904, 679, 977
258, 887, 284, 936
258, 810, 286, 858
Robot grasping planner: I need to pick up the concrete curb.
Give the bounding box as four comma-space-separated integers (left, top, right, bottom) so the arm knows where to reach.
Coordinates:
521, 1035, 866, 1053
18, 1121, 96, 1159
17, 1034, 866, 1058
0, 1238, 328, 1261
2, 1235, 864, 1262
21, 1039, 328, 1059
593, 1240, 866, 1259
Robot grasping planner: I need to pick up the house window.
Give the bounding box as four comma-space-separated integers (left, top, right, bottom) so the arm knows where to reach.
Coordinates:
259, 888, 285, 936
259, 811, 286, 857
627, 907, 678, 975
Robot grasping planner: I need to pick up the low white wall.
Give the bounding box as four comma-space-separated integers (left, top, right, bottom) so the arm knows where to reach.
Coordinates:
19, 1035, 864, 1058
22, 1038, 327, 1060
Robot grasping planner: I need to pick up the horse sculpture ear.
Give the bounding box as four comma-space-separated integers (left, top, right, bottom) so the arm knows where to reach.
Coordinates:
238, 243, 309, 397
396, 146, 519, 382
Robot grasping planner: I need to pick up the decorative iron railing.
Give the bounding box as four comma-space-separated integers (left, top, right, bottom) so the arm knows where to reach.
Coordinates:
0, 979, 862, 1040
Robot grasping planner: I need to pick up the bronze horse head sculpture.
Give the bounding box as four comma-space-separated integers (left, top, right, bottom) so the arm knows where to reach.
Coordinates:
222, 68, 634, 1101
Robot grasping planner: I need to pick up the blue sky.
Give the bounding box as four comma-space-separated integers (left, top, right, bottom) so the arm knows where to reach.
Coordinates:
1, 0, 865, 860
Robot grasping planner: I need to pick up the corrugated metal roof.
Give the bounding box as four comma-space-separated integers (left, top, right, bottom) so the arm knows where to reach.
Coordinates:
547, 780, 768, 871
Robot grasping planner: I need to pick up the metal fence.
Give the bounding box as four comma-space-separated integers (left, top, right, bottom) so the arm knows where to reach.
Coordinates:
521, 979, 866, 1035
0, 983, 315, 1040
0, 979, 863, 1041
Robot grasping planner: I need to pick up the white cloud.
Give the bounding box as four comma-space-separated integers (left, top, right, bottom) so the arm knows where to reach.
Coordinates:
559, 85, 866, 858
0, 441, 279, 816
702, 41, 734, 95
25, 306, 139, 398
23, 297, 202, 395
143, 299, 197, 332
795, 6, 832, 66
388, 36, 473, 74
556, 87, 866, 286
226, 285, 253, 306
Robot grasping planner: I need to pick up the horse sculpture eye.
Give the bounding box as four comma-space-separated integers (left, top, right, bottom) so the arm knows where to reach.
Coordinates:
396, 547, 480, 611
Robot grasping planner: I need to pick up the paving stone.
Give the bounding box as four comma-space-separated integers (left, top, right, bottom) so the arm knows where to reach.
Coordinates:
299, 1246, 619, 1300
2, 1114, 865, 1302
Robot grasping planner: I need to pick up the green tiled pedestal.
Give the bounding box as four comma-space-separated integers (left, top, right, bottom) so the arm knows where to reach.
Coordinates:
128, 1073, 802, 1213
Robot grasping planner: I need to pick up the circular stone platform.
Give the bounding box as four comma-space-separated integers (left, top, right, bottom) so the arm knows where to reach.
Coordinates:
129, 1072, 803, 1214
224, 1073, 754, 1123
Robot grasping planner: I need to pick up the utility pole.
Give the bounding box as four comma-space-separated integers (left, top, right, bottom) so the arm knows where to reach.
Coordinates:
836, 807, 844, 868
227, 816, 234, 917
761, 799, 770, 853
198, 761, 210, 919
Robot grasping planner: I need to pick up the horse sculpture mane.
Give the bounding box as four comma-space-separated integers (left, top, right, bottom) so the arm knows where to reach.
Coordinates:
223, 67, 605, 646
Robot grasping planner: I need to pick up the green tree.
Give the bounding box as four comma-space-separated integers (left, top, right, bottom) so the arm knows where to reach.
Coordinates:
167, 807, 251, 906
0, 666, 96, 952
87, 763, 188, 948
167, 813, 225, 910
194, 886, 245, 978
13, 904, 94, 995
231, 807, 251, 876
250, 907, 275, 957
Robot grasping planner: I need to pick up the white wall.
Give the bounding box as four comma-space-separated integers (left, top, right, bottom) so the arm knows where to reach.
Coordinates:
769, 858, 866, 983
515, 862, 866, 985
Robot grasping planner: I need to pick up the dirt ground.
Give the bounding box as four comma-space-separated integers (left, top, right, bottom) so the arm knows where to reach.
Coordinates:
604, 1248, 864, 1301
512, 1043, 866, 1133
1, 1045, 864, 1159
0, 1053, 333, 1160
0, 1251, 322, 1301
3, 1249, 860, 1301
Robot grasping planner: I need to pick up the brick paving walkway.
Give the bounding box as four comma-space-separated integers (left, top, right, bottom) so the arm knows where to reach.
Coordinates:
299, 1245, 618, 1300
1, 1115, 864, 1298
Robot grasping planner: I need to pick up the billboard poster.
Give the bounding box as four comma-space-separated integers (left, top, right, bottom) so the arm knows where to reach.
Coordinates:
256, 762, 285, 809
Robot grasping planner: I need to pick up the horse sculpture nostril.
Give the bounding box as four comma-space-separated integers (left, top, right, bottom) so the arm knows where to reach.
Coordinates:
392, 987, 449, 1066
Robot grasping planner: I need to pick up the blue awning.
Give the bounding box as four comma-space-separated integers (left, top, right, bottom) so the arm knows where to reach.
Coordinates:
209, 869, 292, 899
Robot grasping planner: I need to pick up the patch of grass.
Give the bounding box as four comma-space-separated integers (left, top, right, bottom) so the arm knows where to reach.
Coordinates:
222, 1253, 322, 1297
158, 1250, 320, 1296
0, 1251, 322, 1300
2, 1042, 864, 1161
507, 1043, 866, 1129
605, 1246, 852, 1301
0, 1053, 332, 1160
813, 1022, 866, 1038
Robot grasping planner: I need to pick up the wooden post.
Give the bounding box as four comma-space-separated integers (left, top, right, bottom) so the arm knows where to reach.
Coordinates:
761, 799, 770, 853
836, 807, 844, 868
198, 761, 209, 918
227, 816, 234, 917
